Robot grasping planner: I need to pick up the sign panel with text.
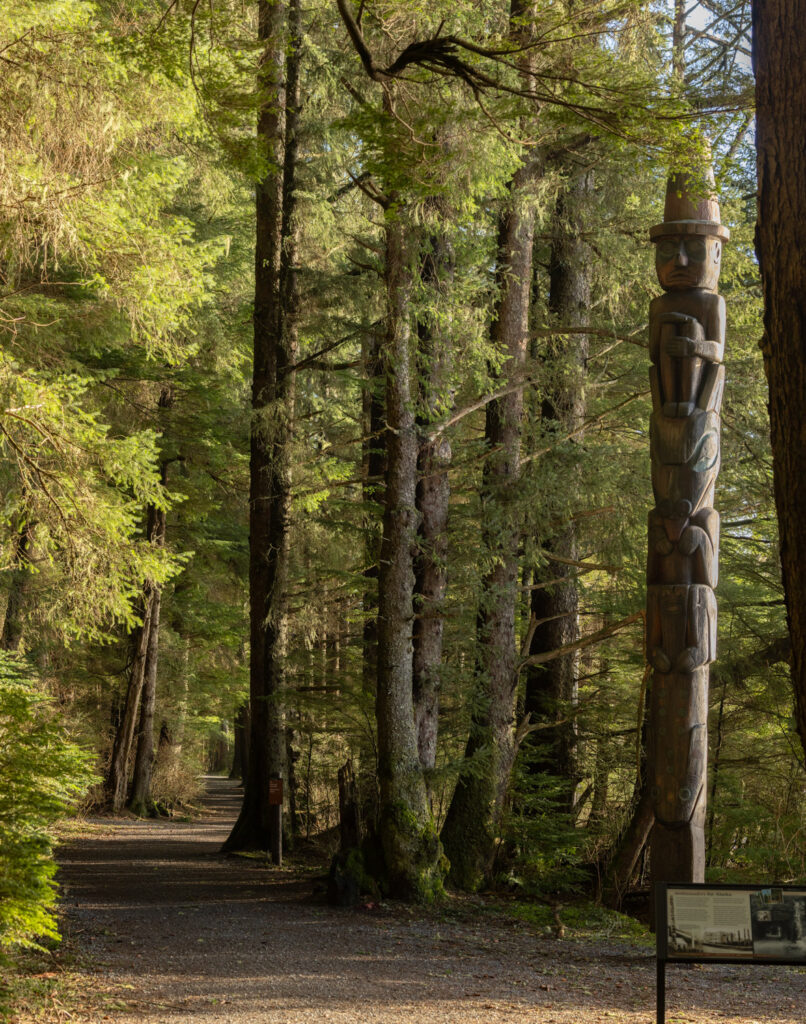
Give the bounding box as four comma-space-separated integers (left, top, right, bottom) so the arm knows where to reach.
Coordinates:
657, 884, 806, 963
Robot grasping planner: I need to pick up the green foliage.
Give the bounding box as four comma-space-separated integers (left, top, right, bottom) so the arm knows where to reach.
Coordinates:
0, 0, 795, 929
0, 653, 96, 951
511, 898, 652, 946
502, 751, 588, 895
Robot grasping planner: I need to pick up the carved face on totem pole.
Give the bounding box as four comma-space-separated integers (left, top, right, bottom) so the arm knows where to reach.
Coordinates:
650, 171, 729, 294
655, 234, 722, 293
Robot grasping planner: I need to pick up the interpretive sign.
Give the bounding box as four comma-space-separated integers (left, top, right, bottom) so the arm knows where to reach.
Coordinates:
655, 883, 806, 1023
268, 778, 283, 806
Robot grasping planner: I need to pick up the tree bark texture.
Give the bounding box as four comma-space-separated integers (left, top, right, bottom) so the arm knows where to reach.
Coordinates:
524, 164, 592, 800
0, 522, 33, 652
753, 0, 806, 764
128, 501, 167, 815
224, 0, 294, 852
129, 386, 173, 816
230, 702, 250, 781
375, 207, 442, 899
360, 327, 385, 822
441, 145, 539, 891
105, 593, 155, 813
413, 222, 454, 776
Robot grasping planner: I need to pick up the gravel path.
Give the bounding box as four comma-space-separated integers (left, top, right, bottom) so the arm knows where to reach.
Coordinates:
41, 777, 806, 1024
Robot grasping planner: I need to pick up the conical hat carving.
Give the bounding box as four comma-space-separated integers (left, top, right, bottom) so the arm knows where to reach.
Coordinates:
649, 171, 730, 242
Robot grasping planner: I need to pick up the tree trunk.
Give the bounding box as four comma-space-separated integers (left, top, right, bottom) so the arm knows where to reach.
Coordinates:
224, 0, 293, 852
128, 512, 165, 816
105, 593, 155, 813
0, 522, 33, 653
129, 386, 173, 816
672, 0, 686, 81
603, 668, 653, 907
602, 788, 654, 909
441, 13, 539, 882
706, 673, 727, 866
752, 0, 806, 764
523, 163, 592, 806
230, 702, 249, 781
413, 221, 453, 777
374, 201, 443, 899
360, 327, 384, 824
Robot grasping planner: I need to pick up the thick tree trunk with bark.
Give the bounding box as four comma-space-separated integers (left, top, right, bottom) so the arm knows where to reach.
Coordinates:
224, 0, 295, 852
523, 164, 592, 803
360, 328, 385, 822
753, 0, 806, 763
230, 702, 250, 781
441, 141, 539, 890
374, 208, 443, 899
413, 224, 453, 776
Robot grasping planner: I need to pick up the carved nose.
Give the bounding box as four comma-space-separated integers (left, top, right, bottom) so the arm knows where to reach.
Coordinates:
674, 247, 688, 266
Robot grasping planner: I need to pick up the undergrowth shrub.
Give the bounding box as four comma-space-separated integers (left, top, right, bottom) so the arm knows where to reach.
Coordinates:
0, 653, 96, 951
150, 745, 205, 812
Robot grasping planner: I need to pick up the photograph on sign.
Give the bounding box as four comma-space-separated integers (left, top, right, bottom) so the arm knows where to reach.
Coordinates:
750, 891, 806, 958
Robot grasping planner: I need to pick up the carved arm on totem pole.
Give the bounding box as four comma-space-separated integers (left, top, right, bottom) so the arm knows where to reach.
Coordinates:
646, 171, 729, 884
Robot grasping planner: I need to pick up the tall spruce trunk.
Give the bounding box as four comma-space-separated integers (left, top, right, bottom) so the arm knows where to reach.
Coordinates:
128, 501, 167, 815
523, 164, 592, 805
441, 147, 539, 892
129, 387, 173, 816
413, 223, 453, 776
752, 0, 806, 763
360, 328, 385, 824
224, 0, 294, 851
374, 207, 444, 897
374, 205, 443, 898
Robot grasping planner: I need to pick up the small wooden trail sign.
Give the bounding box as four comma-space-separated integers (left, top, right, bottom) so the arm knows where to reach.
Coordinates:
655, 883, 806, 1023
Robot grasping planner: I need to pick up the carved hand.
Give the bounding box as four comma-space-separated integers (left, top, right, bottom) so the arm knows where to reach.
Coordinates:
678, 524, 708, 557
659, 311, 704, 331
664, 335, 699, 357
660, 311, 705, 341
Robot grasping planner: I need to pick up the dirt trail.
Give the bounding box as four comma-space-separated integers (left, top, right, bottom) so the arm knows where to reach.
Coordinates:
41, 777, 806, 1023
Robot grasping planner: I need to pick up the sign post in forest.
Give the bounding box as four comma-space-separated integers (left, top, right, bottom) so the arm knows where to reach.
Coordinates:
646, 171, 729, 883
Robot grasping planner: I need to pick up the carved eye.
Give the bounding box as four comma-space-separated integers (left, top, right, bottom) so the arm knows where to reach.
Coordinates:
692, 429, 719, 472
679, 787, 692, 801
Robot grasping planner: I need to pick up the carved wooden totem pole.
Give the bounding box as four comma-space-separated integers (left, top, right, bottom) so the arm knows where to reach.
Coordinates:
647, 172, 729, 883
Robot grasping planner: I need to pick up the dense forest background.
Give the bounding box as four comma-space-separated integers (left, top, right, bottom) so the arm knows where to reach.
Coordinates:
1, 0, 799, 951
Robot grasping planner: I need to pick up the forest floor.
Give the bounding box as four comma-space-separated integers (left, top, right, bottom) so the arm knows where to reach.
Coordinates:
10, 777, 806, 1024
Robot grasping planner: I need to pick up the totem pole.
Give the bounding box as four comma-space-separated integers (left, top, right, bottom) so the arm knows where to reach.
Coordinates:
646, 171, 729, 883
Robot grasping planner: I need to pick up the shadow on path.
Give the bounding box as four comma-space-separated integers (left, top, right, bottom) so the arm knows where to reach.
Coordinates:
53, 777, 806, 1024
